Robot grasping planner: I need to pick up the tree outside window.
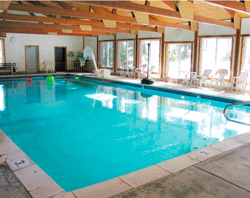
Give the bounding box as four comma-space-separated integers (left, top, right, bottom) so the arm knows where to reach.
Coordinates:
118, 40, 134, 69
101, 41, 114, 68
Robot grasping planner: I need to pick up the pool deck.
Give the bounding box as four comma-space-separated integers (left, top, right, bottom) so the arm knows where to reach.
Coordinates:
0, 73, 250, 198
112, 142, 250, 198
97, 74, 250, 102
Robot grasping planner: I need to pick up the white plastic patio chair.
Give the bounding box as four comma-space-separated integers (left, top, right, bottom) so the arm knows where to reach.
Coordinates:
43, 61, 54, 73
135, 64, 147, 79
197, 69, 212, 87
231, 72, 248, 92
134, 68, 141, 79
183, 72, 197, 86
149, 65, 156, 78
210, 69, 228, 89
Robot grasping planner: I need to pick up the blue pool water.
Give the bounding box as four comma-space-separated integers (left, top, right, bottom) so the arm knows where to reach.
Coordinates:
0, 77, 250, 191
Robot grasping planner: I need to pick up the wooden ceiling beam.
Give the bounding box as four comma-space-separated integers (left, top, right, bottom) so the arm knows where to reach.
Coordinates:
204, 1, 250, 15
7, 3, 192, 31
91, 6, 111, 14
0, 27, 97, 37
17, 1, 36, 18
80, 1, 235, 29
0, 20, 133, 34
25, 1, 55, 18
161, 1, 177, 11
0, 13, 158, 32
51, 1, 73, 10
0, 25, 111, 36
221, 8, 235, 18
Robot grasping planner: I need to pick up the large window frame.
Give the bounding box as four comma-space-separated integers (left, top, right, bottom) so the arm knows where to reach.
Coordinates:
139, 38, 161, 74
240, 36, 250, 76
117, 39, 136, 70
0, 38, 5, 64
98, 40, 114, 69
165, 41, 193, 80
198, 36, 234, 81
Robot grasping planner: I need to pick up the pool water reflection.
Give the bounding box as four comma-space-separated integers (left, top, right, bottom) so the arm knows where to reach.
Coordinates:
0, 77, 249, 191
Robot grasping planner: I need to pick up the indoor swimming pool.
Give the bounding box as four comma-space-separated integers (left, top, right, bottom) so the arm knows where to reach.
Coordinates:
0, 76, 249, 191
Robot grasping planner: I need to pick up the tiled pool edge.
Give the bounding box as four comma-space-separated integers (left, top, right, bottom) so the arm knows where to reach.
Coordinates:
76, 75, 244, 104
0, 73, 246, 103
1, 129, 250, 198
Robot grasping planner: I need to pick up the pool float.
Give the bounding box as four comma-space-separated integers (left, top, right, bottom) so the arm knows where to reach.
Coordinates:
75, 77, 80, 82
46, 75, 54, 83
27, 77, 32, 82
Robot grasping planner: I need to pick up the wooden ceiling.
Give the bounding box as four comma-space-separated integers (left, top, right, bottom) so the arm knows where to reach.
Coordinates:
0, 0, 249, 37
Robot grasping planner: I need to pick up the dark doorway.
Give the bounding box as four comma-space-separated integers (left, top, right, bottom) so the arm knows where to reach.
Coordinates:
55, 47, 67, 72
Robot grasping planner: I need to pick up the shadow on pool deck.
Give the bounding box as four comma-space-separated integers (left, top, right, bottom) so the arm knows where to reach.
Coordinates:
113, 143, 250, 198
0, 163, 31, 198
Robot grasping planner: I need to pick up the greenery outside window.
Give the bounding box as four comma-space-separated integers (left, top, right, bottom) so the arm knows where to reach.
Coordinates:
118, 40, 135, 69
100, 41, 114, 68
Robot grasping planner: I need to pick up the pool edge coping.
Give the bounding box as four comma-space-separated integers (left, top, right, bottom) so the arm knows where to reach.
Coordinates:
1, 129, 250, 198
74, 74, 248, 104
0, 73, 247, 103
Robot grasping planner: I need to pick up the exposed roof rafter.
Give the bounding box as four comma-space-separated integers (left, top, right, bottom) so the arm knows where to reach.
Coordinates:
8, 3, 192, 30
204, 1, 250, 15
79, 1, 235, 29
0, 13, 158, 32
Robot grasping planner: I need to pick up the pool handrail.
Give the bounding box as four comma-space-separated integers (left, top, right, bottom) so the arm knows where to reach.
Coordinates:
223, 101, 250, 126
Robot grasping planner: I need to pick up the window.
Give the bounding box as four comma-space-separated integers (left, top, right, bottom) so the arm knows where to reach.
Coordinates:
0, 39, 5, 64
118, 40, 135, 69
200, 37, 232, 79
140, 39, 160, 73
100, 41, 114, 68
166, 43, 192, 79
241, 37, 250, 73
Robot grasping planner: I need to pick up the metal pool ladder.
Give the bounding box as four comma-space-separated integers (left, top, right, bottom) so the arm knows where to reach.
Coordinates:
223, 101, 250, 126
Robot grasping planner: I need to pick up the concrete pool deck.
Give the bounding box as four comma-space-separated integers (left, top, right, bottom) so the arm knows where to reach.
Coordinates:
0, 163, 31, 198
0, 73, 250, 198
112, 142, 250, 198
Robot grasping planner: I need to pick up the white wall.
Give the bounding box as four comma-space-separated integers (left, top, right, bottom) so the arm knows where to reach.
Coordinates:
5, 33, 83, 72
165, 28, 194, 42
116, 33, 136, 40
198, 23, 236, 36
138, 30, 161, 39
98, 35, 114, 41
99, 31, 161, 40
241, 18, 250, 35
